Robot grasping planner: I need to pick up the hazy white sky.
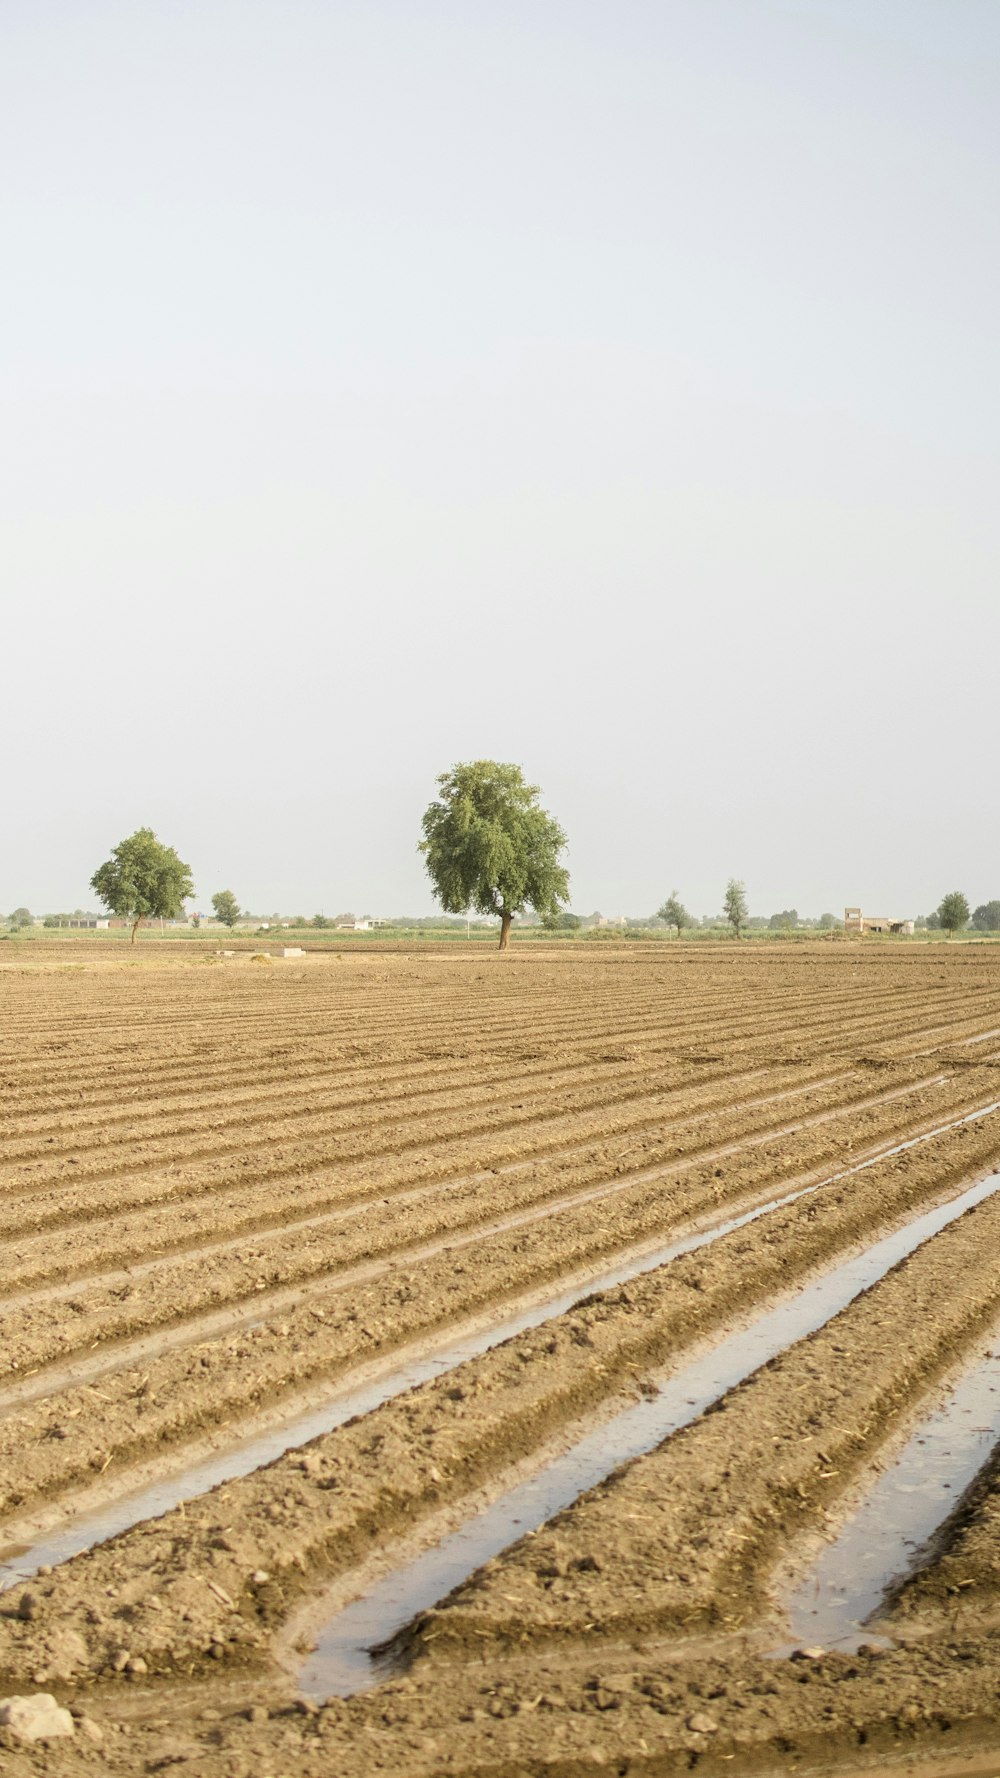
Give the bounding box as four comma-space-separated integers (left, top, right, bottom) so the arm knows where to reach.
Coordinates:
4, 1, 998, 919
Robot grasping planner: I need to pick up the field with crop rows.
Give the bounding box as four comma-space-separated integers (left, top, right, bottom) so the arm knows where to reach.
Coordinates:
4, 941, 1000, 1775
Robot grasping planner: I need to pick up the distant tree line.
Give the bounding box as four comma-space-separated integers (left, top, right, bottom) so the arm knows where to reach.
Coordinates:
10, 769, 1000, 952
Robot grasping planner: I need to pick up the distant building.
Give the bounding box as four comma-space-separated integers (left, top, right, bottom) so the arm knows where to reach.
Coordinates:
106, 917, 189, 930
844, 907, 915, 937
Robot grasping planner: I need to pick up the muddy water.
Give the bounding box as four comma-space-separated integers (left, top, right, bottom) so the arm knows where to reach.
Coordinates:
782, 1339, 1000, 1651
296, 1171, 1000, 1698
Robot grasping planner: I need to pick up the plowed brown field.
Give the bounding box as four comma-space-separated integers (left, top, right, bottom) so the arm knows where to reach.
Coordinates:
5, 941, 1000, 1777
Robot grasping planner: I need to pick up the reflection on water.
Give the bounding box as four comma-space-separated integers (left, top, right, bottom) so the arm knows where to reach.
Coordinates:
299, 1172, 1000, 1696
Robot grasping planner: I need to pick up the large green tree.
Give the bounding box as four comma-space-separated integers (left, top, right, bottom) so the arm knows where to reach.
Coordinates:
420, 761, 569, 950
90, 828, 194, 944
657, 891, 692, 938
723, 877, 749, 938
211, 889, 241, 928
936, 890, 970, 937
972, 900, 1000, 933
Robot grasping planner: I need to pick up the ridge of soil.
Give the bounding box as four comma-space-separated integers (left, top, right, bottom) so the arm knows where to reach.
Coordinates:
5, 947, 1000, 1776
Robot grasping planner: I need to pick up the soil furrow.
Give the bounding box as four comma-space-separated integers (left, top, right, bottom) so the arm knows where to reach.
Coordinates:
400, 1183, 1000, 1663
2, 1112, 1000, 1693
7, 945, 1000, 1778
0, 1071, 973, 1380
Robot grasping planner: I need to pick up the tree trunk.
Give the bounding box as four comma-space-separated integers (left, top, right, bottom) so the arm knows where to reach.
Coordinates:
499, 911, 513, 951
131, 918, 141, 946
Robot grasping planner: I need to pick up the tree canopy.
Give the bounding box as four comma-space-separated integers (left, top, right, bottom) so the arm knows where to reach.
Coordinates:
90, 828, 194, 943
972, 901, 1000, 932
657, 891, 692, 937
420, 761, 569, 949
211, 890, 241, 928
768, 908, 798, 931
936, 890, 970, 936
723, 877, 749, 938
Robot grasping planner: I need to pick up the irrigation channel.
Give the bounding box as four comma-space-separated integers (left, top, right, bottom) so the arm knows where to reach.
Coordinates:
289, 1171, 1000, 1696
781, 1333, 1000, 1651
11, 948, 1000, 1778
0, 1067, 943, 1406
4, 1096, 999, 1592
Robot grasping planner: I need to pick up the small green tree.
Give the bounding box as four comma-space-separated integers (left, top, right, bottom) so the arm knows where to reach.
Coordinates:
9, 907, 32, 930
312, 913, 330, 929
972, 901, 1000, 933
211, 890, 241, 928
936, 890, 970, 937
657, 891, 692, 937
723, 877, 749, 939
420, 761, 569, 950
90, 828, 194, 944
818, 912, 839, 930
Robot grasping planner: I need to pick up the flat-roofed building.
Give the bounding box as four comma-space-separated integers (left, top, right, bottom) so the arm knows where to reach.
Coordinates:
845, 907, 914, 936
